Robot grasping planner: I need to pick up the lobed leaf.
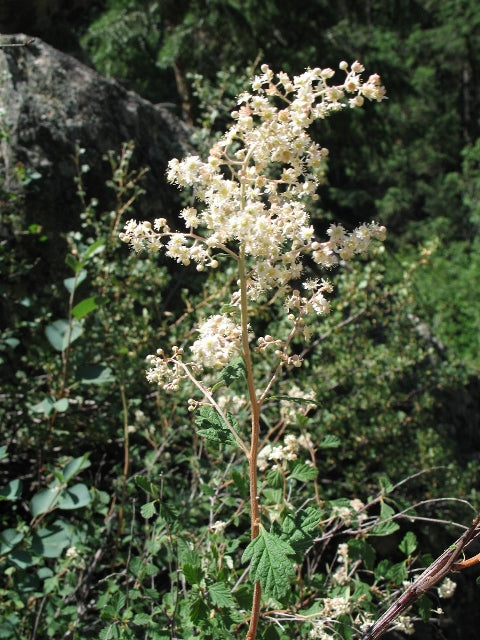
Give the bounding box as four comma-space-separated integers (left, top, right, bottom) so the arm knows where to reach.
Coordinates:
242, 526, 296, 600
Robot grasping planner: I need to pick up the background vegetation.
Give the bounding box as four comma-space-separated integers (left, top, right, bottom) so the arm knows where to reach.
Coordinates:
1, 1, 480, 638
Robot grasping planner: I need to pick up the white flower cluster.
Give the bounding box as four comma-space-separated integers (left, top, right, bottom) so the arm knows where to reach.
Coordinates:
258, 432, 313, 471
121, 62, 386, 384
437, 576, 456, 599
120, 61, 386, 303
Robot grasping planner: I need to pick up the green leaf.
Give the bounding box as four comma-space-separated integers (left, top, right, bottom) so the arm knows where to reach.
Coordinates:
289, 462, 318, 482
218, 357, 246, 386
208, 582, 236, 608
65, 254, 82, 275
63, 454, 91, 482
0, 445, 7, 461
378, 475, 394, 494
75, 364, 114, 384
32, 520, 75, 558
57, 483, 91, 510
386, 561, 408, 584
30, 397, 55, 416
53, 397, 69, 412
72, 296, 99, 320
282, 507, 321, 558
0, 528, 24, 553
348, 538, 376, 571
183, 562, 203, 585
195, 406, 236, 443
82, 239, 105, 261
133, 613, 151, 626
231, 470, 248, 499
399, 531, 418, 556
135, 475, 158, 497
370, 519, 400, 537
242, 526, 296, 600
45, 319, 83, 351
0, 478, 22, 501
319, 434, 341, 449
370, 501, 400, 536
8, 550, 34, 569
140, 501, 157, 519
30, 486, 62, 517
189, 595, 209, 624
64, 269, 87, 294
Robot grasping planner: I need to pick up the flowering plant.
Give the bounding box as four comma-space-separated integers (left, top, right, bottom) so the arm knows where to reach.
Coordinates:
121, 61, 386, 639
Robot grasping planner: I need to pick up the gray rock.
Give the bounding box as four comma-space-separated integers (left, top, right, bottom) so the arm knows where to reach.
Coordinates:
0, 34, 191, 234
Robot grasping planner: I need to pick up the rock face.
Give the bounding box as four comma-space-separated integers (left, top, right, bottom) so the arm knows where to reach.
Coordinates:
0, 34, 191, 234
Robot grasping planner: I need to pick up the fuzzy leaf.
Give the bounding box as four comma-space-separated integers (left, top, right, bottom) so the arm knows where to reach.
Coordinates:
282, 507, 321, 558
399, 531, 418, 556
289, 462, 318, 482
242, 527, 296, 600
319, 434, 341, 448
195, 406, 236, 443
189, 595, 209, 624
140, 501, 157, 519
208, 582, 236, 608
219, 357, 246, 386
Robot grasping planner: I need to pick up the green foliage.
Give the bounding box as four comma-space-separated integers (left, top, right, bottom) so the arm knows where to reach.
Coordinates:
3, 2, 480, 632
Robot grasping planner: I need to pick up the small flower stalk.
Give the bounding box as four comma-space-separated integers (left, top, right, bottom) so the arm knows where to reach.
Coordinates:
121, 61, 386, 639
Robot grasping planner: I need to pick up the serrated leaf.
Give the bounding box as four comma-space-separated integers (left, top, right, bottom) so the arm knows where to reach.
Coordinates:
183, 562, 203, 585
140, 501, 157, 519
195, 406, 236, 443
319, 434, 341, 448
399, 531, 417, 556
189, 595, 209, 624
289, 462, 318, 482
72, 296, 99, 320
242, 527, 296, 600
133, 612, 151, 626
45, 319, 83, 351
208, 582, 236, 608
282, 507, 321, 558
218, 357, 246, 386
135, 475, 157, 496
379, 475, 394, 494
370, 520, 400, 536
348, 538, 376, 571
386, 561, 408, 584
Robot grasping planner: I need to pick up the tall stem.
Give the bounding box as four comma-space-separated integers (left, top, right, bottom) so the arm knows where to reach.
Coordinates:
238, 247, 262, 640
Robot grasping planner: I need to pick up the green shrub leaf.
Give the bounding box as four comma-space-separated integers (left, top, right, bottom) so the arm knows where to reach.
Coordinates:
57, 483, 91, 510
72, 296, 99, 319
45, 319, 83, 351
242, 526, 296, 600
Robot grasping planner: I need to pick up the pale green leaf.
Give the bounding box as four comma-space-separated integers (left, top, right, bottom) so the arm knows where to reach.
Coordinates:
45, 319, 83, 351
